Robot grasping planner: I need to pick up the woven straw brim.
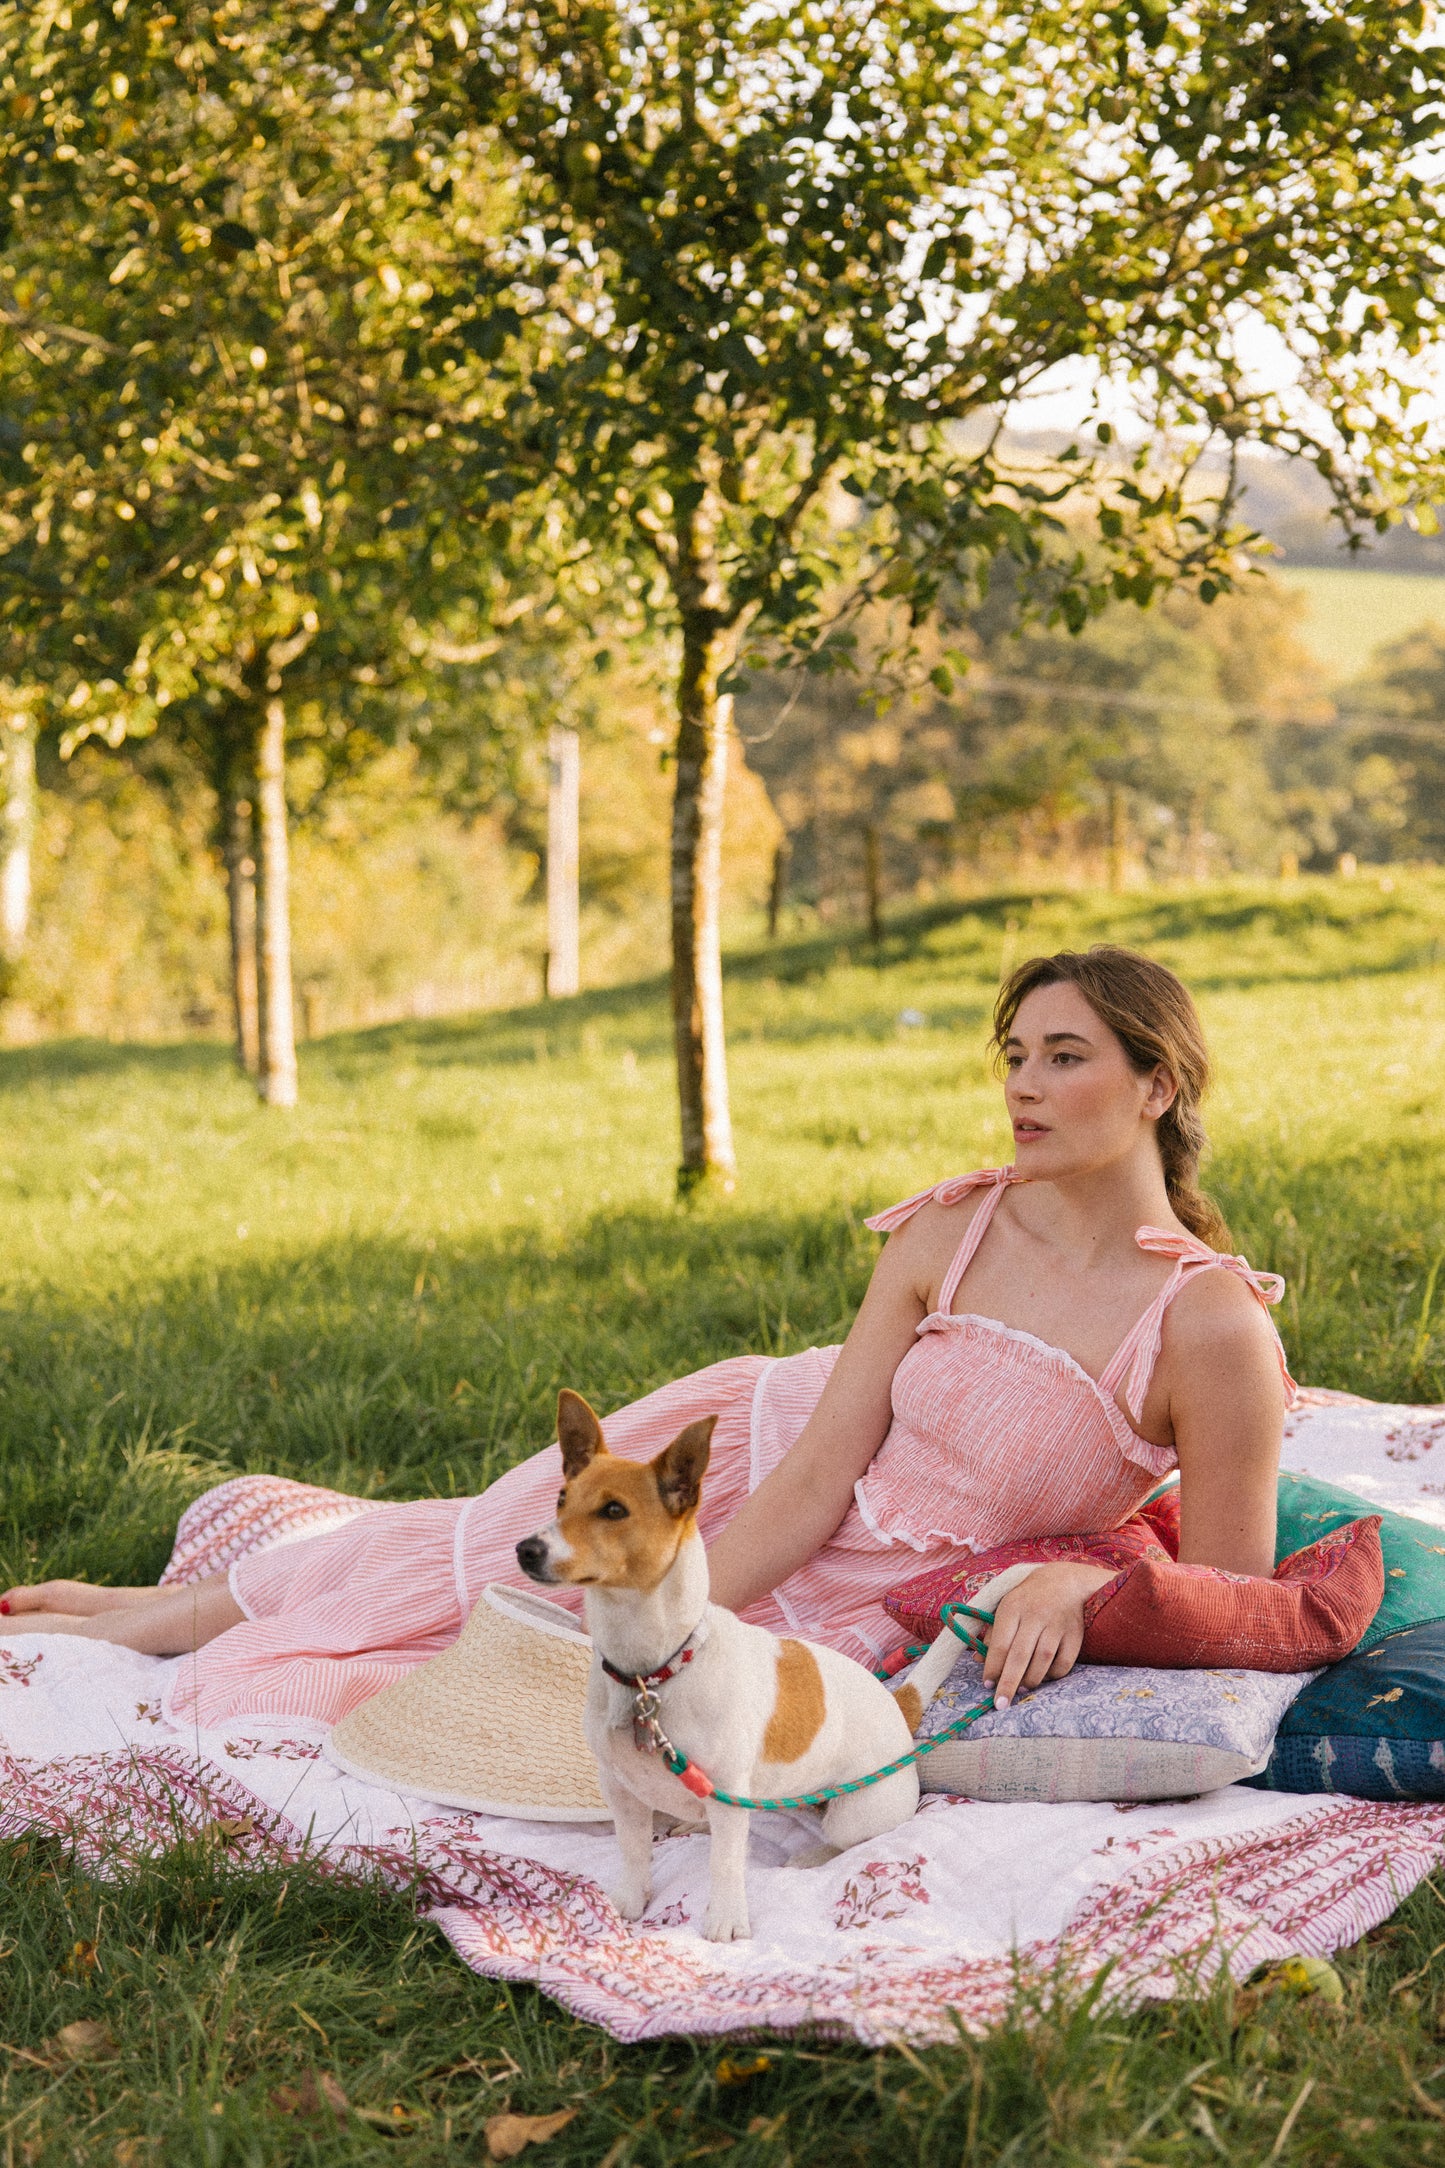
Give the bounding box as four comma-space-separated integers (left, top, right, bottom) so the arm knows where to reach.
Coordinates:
327, 1582, 611, 1821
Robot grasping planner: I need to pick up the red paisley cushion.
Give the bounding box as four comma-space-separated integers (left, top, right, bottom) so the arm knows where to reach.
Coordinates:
883, 1488, 1181, 1644
883, 1495, 1383, 1672
1079, 1518, 1384, 1670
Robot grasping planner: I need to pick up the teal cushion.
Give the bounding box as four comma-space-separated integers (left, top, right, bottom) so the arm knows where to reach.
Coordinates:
1276, 1472, 1445, 1650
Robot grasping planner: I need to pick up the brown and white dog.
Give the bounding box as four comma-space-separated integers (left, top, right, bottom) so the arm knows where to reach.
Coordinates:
515, 1390, 921, 1943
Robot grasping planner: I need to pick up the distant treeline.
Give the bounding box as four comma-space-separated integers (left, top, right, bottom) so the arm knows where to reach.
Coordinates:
739, 569, 1445, 919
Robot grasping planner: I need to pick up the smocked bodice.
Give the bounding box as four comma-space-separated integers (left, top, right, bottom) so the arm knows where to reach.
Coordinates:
851, 1167, 1295, 1555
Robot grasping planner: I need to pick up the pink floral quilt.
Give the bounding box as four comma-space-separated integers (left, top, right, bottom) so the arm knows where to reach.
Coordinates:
0, 1387, 1442, 2045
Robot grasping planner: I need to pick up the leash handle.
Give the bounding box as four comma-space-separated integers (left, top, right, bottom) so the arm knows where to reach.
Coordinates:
939, 1600, 995, 1662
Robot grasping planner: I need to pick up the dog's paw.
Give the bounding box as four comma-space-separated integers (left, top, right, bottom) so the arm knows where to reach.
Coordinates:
785, 1841, 841, 1871
702, 1897, 751, 1943
608, 1878, 652, 1922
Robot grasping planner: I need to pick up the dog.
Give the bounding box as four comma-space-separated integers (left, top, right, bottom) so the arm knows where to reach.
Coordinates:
515, 1389, 923, 1943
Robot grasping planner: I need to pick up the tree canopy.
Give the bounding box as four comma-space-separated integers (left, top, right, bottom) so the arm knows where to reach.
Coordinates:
5, 0, 1445, 1169
418, 0, 1445, 1184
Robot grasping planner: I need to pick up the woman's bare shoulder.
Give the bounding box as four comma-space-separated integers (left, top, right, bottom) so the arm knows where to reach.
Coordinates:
1162, 1262, 1283, 1367
879, 1185, 991, 1248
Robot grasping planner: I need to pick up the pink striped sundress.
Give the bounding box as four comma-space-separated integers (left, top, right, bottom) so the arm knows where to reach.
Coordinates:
163, 1168, 1295, 1730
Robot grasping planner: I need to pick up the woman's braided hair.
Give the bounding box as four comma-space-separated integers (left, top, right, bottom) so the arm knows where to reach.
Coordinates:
992, 944, 1230, 1251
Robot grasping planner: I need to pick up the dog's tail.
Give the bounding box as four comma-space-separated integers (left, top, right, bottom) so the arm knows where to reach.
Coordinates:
891, 1681, 924, 1735
890, 1563, 1040, 1734
889, 1625, 962, 1737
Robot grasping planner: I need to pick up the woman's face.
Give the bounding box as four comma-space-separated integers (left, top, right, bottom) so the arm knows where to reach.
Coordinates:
1001, 981, 1175, 1180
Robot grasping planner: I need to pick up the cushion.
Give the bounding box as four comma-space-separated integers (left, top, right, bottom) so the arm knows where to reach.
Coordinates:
1078, 1516, 1383, 1670
883, 1488, 1181, 1644
884, 1484, 1382, 1671
910, 1644, 1315, 1802
1246, 1618, 1445, 1799
1276, 1473, 1445, 1648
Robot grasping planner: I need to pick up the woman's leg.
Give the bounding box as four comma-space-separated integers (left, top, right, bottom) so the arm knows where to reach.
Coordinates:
2, 1580, 167, 1617
0, 1574, 243, 1654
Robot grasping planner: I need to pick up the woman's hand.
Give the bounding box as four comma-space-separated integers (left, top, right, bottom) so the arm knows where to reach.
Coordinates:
982, 1562, 1121, 1708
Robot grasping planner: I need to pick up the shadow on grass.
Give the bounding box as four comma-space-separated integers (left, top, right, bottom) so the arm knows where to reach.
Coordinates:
0, 1200, 877, 1587
5, 1130, 1445, 1590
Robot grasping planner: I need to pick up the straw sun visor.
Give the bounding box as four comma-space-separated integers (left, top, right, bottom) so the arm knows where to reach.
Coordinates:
327, 1582, 612, 1822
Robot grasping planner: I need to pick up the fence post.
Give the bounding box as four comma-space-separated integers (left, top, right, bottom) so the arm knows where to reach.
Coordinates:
0, 710, 36, 965
863, 823, 884, 946
546, 726, 580, 999
1107, 786, 1128, 894
767, 839, 789, 941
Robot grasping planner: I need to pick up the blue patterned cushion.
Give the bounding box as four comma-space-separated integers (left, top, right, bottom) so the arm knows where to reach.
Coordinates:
912, 1647, 1315, 1802
1245, 1618, 1445, 1799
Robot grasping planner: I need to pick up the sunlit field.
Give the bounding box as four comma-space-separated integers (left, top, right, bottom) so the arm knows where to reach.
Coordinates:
5, 875, 1445, 2163
1274, 564, 1445, 682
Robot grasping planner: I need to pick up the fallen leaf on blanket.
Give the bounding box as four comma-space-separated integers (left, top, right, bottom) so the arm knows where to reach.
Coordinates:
208, 1815, 255, 1843
484, 2107, 577, 2158
715, 2054, 771, 2087
269, 2071, 349, 2121
47, 2019, 118, 2063
1249, 1957, 1345, 2007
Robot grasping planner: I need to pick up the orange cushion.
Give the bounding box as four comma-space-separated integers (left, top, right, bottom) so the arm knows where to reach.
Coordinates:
1079, 1518, 1384, 1670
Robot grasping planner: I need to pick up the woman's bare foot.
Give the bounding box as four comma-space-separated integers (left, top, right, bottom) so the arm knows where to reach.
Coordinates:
0, 1577, 243, 1656
0, 1581, 159, 1619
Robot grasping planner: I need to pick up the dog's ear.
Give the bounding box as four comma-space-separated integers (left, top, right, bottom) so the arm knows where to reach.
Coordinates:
653, 1415, 715, 1520
557, 1390, 607, 1479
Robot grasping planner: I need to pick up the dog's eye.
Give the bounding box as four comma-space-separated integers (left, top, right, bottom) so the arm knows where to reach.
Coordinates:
556, 1490, 566, 1511
597, 1499, 629, 1521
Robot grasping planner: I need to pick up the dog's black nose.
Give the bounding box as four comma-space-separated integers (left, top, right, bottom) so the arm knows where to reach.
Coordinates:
515, 1535, 548, 1582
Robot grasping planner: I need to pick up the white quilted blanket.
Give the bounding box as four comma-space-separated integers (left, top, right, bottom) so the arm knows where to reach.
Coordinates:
0, 1388, 1441, 2045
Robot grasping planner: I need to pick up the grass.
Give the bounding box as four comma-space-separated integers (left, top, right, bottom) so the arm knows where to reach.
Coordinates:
5, 869, 1445, 2162
1273, 564, 1445, 682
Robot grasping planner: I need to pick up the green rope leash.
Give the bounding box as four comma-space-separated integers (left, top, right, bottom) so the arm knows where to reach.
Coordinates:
661, 1602, 998, 1812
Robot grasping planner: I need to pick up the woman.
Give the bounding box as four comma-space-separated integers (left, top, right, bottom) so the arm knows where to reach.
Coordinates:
2, 946, 1293, 1723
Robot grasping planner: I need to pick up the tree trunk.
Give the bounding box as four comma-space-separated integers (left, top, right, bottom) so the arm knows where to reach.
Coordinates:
222, 786, 260, 1074
0, 710, 36, 968
670, 620, 735, 1194
253, 698, 298, 1107
545, 725, 580, 998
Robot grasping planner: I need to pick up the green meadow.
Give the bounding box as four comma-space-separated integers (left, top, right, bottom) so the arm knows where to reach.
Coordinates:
1274, 564, 1445, 682
4, 875, 1445, 2163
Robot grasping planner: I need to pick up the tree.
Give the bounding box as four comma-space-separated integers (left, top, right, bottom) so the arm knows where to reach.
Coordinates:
0, 0, 558, 1098
417, 0, 1445, 1190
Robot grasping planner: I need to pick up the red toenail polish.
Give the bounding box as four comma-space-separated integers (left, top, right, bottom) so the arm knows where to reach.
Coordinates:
1, 1601, 11, 1614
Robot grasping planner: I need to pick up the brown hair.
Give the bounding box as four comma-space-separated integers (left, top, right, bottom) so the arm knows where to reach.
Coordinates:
991, 945, 1230, 1250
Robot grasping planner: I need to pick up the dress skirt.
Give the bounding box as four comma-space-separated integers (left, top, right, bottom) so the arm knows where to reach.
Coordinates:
162, 1347, 934, 1730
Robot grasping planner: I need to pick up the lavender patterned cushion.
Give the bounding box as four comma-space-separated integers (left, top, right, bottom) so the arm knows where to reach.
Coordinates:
912, 1648, 1317, 1803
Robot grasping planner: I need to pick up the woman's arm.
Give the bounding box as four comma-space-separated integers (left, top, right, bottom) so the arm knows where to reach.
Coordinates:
981, 1274, 1287, 1705
706, 1220, 932, 1613
1166, 1272, 1286, 1574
